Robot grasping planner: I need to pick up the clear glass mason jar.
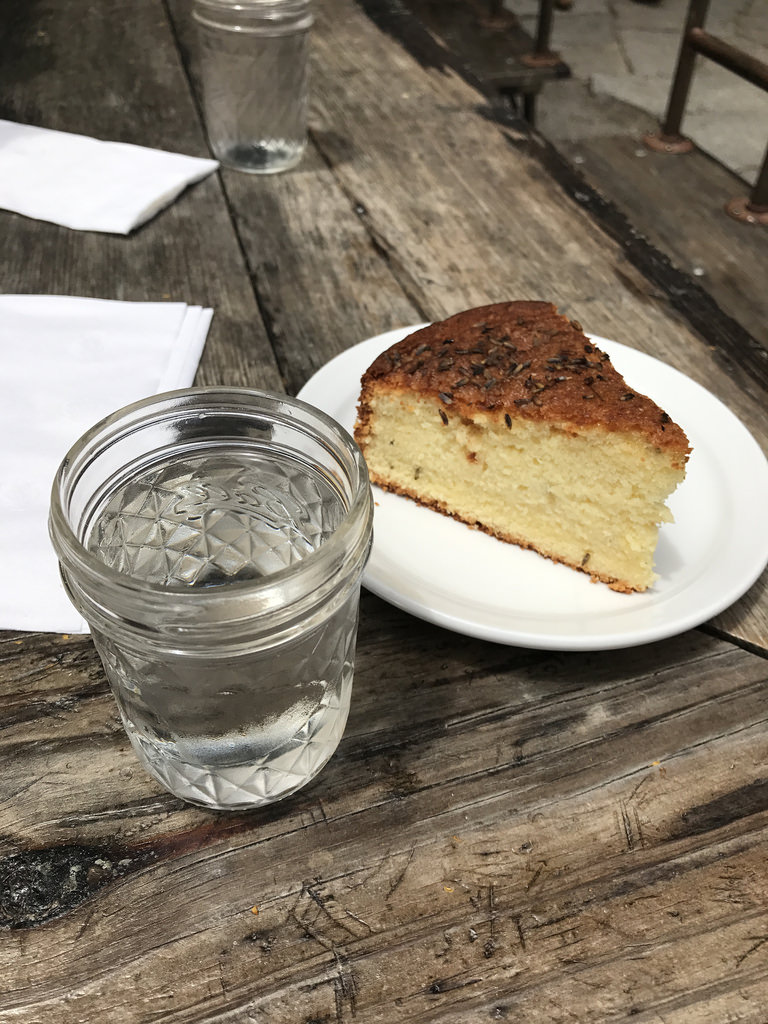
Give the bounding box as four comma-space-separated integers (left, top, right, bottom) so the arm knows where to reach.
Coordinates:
193, 0, 313, 174
49, 388, 373, 811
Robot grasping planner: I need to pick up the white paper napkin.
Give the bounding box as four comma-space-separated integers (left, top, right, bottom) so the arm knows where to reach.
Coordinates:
0, 119, 219, 234
0, 295, 213, 634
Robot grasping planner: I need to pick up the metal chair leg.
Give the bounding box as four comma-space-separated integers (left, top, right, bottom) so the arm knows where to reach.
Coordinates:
521, 0, 562, 69
642, 0, 767, 224
523, 90, 537, 125
725, 143, 768, 225
644, 0, 711, 153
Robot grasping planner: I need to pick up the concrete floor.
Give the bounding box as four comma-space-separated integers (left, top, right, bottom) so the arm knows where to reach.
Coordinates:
509, 0, 767, 184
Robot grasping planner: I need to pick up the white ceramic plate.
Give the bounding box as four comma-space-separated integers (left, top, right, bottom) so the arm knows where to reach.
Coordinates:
298, 326, 768, 650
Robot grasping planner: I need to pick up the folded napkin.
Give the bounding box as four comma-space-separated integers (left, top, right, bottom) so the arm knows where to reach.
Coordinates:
0, 295, 213, 633
0, 119, 219, 234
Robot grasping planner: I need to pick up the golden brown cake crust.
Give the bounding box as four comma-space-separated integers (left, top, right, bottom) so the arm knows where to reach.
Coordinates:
357, 301, 690, 460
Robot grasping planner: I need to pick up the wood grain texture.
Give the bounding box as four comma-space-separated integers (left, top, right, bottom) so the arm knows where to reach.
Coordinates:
309, 1, 766, 433
372, 0, 570, 93
1, 607, 767, 1021
2, 0, 768, 1020
167, 0, 422, 397
706, 566, 768, 657
535, 87, 768, 355
0, 0, 283, 394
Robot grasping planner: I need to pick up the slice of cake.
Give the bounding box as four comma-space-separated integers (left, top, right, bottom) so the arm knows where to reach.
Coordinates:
354, 301, 690, 593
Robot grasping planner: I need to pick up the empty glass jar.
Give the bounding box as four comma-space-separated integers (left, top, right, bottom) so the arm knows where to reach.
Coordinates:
193, 0, 313, 174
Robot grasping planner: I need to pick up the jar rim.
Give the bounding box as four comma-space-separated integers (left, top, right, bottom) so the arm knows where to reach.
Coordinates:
192, 0, 314, 23
49, 387, 372, 626
195, 0, 311, 6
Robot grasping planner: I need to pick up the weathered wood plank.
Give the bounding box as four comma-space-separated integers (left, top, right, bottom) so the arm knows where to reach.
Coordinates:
707, 566, 768, 657
9, 825, 768, 1023
535, 84, 768, 355
310, 2, 766, 429
2, 1, 768, 1021
374, 0, 570, 93
3, 611, 764, 852
4, 741, 768, 1021
2, 604, 767, 1019
0, 0, 282, 393
211, 150, 421, 397
166, 0, 421, 397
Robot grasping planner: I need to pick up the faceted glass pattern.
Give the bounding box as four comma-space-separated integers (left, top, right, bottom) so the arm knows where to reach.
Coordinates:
86, 449, 358, 809
51, 389, 372, 812
89, 453, 346, 585
93, 597, 358, 809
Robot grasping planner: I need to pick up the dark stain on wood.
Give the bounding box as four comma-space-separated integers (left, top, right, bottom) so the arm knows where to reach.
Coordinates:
0, 844, 155, 930
382, 755, 422, 799
0, 809, 288, 930
0, 679, 107, 733
356, 0, 567, 97
0, 2, 53, 122
428, 973, 483, 994
668, 778, 768, 841
355, 0, 455, 76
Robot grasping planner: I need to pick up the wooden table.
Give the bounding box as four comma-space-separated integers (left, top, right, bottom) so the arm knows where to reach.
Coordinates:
2, 1, 767, 1020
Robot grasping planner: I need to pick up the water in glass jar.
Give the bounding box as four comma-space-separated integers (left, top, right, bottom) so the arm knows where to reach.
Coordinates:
86, 450, 357, 809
